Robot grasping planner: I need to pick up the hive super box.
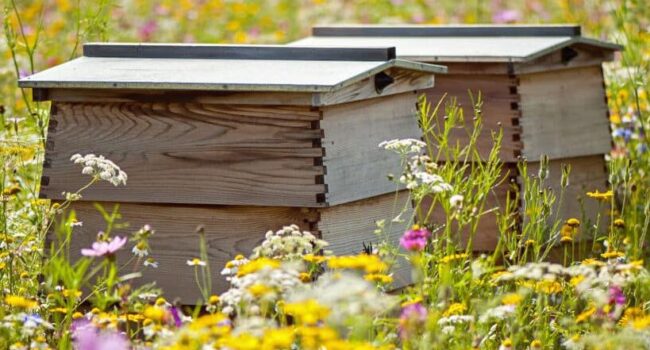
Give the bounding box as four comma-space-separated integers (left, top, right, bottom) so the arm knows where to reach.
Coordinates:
20, 44, 446, 301
293, 24, 621, 249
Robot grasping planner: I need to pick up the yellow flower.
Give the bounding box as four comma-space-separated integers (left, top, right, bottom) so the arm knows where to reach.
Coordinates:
581, 258, 606, 266
530, 339, 542, 349
442, 302, 467, 317
561, 236, 573, 243
63, 289, 82, 299
632, 316, 650, 330
570, 275, 586, 287
303, 254, 327, 264
50, 307, 68, 314
234, 254, 245, 260
439, 253, 469, 264
262, 328, 295, 349
364, 273, 393, 284
576, 306, 596, 323
283, 299, 330, 325
5, 295, 38, 309
614, 218, 625, 228
237, 258, 281, 276
586, 190, 613, 201
401, 297, 423, 308
155, 297, 167, 306
524, 239, 536, 246
619, 307, 646, 326
248, 283, 272, 297
327, 254, 387, 274
299, 272, 312, 283
208, 295, 220, 305
501, 293, 523, 306
72, 312, 84, 319
501, 338, 513, 348
143, 306, 166, 323
566, 218, 580, 227
601, 251, 625, 259
535, 280, 563, 294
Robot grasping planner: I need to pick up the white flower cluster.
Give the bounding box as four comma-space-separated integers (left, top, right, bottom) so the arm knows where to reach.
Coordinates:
219, 264, 302, 316
251, 224, 328, 261
220, 256, 250, 282
379, 138, 426, 156
400, 155, 453, 194
287, 271, 397, 328
70, 153, 127, 186
478, 304, 516, 323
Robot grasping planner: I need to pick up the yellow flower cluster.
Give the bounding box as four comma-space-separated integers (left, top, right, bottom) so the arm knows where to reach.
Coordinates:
327, 254, 387, 274
283, 299, 330, 325
5, 295, 38, 309
442, 302, 467, 317
237, 258, 281, 276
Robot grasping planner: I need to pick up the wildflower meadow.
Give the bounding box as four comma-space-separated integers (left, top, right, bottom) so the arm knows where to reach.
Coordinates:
1, 1, 650, 349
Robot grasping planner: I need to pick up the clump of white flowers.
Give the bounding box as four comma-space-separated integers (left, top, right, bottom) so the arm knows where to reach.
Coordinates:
251, 224, 328, 261
70, 153, 127, 186
287, 271, 397, 329
379, 138, 426, 156
219, 263, 303, 316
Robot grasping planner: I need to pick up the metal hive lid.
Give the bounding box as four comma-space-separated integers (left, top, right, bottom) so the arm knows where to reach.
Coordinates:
291, 24, 622, 63
18, 43, 447, 92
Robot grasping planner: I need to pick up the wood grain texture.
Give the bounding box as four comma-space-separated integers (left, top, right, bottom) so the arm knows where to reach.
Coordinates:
316, 68, 434, 106
513, 45, 614, 75
320, 93, 421, 206
418, 179, 512, 252
425, 74, 522, 162
60, 202, 319, 303
317, 191, 414, 289
518, 66, 611, 160
45, 89, 317, 106
527, 155, 609, 227
42, 102, 326, 207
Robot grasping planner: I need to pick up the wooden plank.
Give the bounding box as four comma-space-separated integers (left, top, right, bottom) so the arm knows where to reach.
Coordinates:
320, 92, 421, 206
518, 66, 611, 160
425, 74, 522, 162
312, 25, 582, 37
60, 202, 319, 303
527, 155, 609, 228
316, 68, 434, 106
514, 44, 615, 74
317, 191, 414, 289
84, 43, 397, 61
45, 89, 316, 106
42, 102, 326, 207
418, 175, 512, 252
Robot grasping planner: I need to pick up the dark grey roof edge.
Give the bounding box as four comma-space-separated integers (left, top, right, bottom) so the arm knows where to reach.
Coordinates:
523, 36, 623, 61
83, 43, 397, 62
312, 24, 582, 37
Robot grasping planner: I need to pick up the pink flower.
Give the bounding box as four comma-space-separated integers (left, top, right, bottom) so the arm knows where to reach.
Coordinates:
399, 302, 427, 340
492, 9, 521, 23
399, 226, 431, 251
81, 236, 127, 258
72, 319, 129, 350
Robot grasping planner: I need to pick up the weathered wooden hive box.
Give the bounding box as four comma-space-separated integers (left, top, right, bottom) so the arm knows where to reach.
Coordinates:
293, 24, 621, 250
20, 43, 446, 301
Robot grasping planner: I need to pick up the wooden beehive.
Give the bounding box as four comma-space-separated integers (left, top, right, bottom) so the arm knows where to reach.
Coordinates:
20, 43, 446, 301
293, 24, 621, 250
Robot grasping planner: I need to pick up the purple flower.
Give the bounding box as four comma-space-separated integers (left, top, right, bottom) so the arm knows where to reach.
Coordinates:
72, 320, 129, 350
81, 236, 127, 257
138, 20, 157, 41
398, 302, 427, 340
609, 285, 625, 306
400, 226, 431, 251
170, 306, 182, 327
492, 9, 521, 23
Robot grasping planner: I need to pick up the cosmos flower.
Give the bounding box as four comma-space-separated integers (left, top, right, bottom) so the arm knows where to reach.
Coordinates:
399, 225, 431, 252
80, 236, 127, 258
